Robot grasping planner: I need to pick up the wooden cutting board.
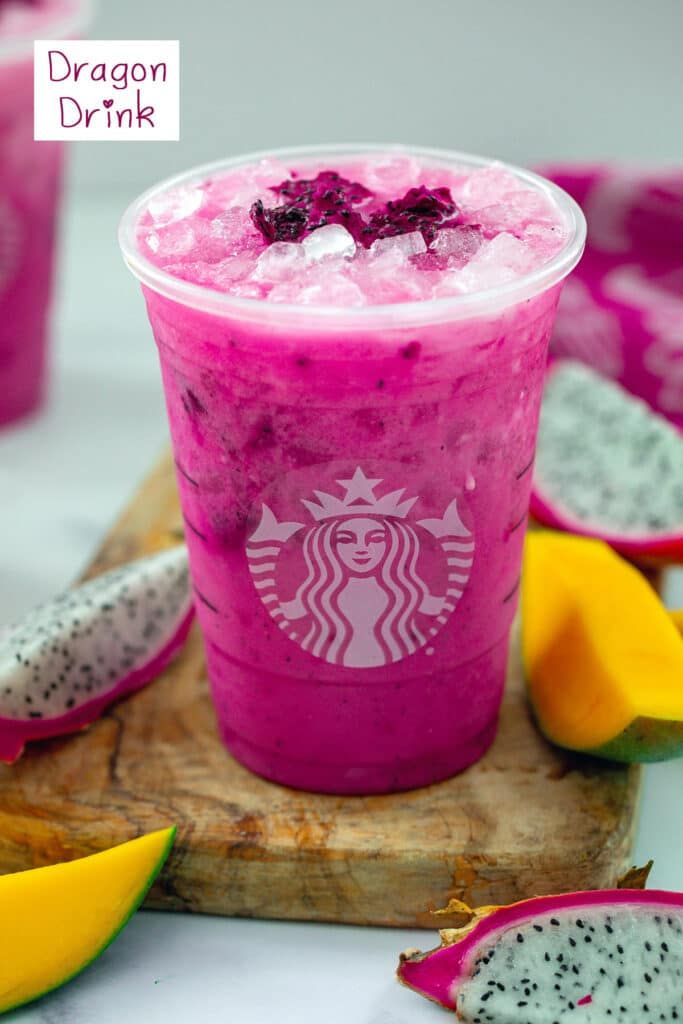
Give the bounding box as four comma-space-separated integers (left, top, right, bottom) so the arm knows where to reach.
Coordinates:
0, 453, 641, 928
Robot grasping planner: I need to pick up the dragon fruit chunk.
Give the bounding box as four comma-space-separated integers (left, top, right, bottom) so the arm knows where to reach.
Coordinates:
531, 360, 683, 560
0, 545, 193, 763
398, 888, 683, 1021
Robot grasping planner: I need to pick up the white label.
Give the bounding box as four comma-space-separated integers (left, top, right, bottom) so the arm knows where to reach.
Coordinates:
33, 40, 180, 141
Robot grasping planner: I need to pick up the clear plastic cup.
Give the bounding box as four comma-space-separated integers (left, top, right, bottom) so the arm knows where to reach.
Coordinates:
0, 0, 90, 426
120, 145, 586, 794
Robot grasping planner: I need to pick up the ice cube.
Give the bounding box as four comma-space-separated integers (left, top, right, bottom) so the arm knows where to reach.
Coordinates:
359, 248, 426, 303
455, 233, 536, 292
370, 231, 427, 258
212, 253, 256, 287
431, 226, 482, 264
196, 233, 230, 264
303, 224, 356, 263
148, 186, 203, 227
253, 242, 306, 281
211, 208, 253, 245
145, 221, 197, 259
479, 232, 537, 272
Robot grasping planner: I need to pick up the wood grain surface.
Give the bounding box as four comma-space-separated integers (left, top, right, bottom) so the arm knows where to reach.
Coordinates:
0, 453, 642, 928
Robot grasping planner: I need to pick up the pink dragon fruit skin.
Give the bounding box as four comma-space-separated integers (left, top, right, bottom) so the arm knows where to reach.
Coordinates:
541, 165, 683, 429
398, 888, 683, 1019
0, 546, 194, 762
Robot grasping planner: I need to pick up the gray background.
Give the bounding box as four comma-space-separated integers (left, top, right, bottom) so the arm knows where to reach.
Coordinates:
74, 0, 683, 194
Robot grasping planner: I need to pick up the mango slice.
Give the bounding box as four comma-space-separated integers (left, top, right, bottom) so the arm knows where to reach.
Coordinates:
522, 532, 683, 762
0, 827, 175, 1014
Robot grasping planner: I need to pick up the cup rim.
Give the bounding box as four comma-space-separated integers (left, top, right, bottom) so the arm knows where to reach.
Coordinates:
119, 143, 587, 327
0, 0, 91, 63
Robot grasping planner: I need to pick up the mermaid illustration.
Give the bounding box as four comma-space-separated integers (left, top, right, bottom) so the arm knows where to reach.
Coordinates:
246, 467, 475, 668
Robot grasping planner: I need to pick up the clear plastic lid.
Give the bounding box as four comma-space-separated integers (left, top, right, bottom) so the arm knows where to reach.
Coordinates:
119, 143, 587, 329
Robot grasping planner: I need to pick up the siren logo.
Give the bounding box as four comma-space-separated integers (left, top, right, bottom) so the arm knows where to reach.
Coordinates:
0, 200, 22, 297
246, 466, 475, 668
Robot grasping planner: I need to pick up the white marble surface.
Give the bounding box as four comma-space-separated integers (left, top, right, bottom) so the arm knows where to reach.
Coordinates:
1, 192, 682, 1023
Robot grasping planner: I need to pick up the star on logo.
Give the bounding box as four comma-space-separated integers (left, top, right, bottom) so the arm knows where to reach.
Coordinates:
337, 467, 383, 505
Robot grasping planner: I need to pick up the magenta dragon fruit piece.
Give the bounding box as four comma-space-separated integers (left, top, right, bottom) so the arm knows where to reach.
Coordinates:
0, 546, 193, 762
249, 169, 462, 247
398, 888, 683, 1021
531, 360, 683, 560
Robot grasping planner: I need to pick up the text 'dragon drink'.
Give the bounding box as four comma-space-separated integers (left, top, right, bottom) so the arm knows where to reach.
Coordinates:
120, 146, 585, 793
0, 0, 87, 426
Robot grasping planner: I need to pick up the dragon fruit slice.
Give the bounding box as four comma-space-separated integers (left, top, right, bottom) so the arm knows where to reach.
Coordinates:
398, 888, 683, 1021
531, 360, 683, 560
0, 546, 193, 763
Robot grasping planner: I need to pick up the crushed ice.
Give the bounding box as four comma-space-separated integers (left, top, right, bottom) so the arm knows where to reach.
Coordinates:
303, 225, 357, 263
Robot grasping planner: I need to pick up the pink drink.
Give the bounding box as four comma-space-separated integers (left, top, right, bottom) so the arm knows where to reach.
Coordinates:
0, 0, 85, 426
120, 147, 585, 794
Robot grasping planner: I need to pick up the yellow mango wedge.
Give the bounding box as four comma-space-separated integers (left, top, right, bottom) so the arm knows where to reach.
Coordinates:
671, 609, 683, 637
0, 827, 175, 1015
522, 532, 683, 762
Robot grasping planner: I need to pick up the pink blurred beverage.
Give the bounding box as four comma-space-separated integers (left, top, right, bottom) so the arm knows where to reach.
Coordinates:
0, 0, 86, 426
120, 146, 585, 794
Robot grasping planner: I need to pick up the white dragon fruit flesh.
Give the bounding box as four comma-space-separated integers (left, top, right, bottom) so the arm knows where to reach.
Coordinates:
398, 888, 683, 1022
531, 360, 683, 559
0, 546, 193, 762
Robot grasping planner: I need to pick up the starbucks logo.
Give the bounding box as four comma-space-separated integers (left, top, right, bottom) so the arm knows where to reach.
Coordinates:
246, 466, 475, 669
